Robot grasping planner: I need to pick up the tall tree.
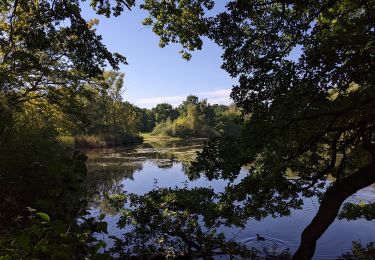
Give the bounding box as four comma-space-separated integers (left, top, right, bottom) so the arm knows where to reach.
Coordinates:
0, 0, 129, 232
141, 0, 375, 259
178, 95, 200, 116
152, 103, 179, 123
0, 0, 128, 112
104, 71, 125, 134
136, 107, 155, 132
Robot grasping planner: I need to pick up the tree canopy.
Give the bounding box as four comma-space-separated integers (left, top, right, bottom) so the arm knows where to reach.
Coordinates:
1, 0, 375, 259
0, 0, 126, 105
140, 0, 375, 259
152, 103, 179, 123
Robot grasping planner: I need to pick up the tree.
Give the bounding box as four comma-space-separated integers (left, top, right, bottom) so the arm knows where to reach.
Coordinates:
178, 95, 199, 116
79, 71, 145, 138
141, 0, 375, 259
0, 0, 129, 232
137, 108, 156, 132
103, 71, 125, 134
150, 96, 237, 138
152, 103, 179, 123
0, 0, 126, 109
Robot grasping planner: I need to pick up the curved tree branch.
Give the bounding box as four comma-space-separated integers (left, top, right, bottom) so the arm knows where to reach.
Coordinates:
292, 161, 375, 260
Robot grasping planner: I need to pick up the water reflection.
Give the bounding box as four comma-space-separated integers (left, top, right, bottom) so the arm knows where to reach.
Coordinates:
84, 140, 375, 259
84, 140, 202, 215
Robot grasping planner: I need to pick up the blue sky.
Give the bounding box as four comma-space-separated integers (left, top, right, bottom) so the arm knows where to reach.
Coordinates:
81, 2, 236, 108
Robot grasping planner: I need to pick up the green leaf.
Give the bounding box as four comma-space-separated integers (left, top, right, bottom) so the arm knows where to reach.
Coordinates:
95, 240, 107, 249
98, 213, 106, 221
97, 222, 108, 234
36, 212, 50, 223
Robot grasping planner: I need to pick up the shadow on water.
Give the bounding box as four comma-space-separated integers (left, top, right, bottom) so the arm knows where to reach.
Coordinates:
84, 140, 375, 259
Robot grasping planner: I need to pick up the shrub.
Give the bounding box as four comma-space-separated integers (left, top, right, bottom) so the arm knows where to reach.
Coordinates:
172, 117, 194, 137
151, 119, 174, 137
0, 209, 110, 259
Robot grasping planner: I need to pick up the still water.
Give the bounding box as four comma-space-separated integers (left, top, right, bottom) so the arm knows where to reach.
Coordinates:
85, 140, 375, 259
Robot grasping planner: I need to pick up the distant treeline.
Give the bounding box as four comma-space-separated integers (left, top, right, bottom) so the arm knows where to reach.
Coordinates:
18, 70, 242, 149
148, 95, 242, 138
73, 72, 242, 141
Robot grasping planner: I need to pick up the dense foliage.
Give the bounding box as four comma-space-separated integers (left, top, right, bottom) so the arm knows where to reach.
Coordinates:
140, 0, 375, 259
0, 1, 241, 257
0, 0, 127, 258
1, 0, 374, 259
151, 95, 242, 138
74, 71, 143, 147
0, 0, 126, 222
0, 209, 110, 260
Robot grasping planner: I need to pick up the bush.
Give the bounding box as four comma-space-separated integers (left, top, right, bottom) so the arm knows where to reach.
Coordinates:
0, 119, 88, 233
151, 119, 174, 137
0, 95, 91, 232
151, 117, 218, 138
172, 117, 194, 137
0, 209, 110, 259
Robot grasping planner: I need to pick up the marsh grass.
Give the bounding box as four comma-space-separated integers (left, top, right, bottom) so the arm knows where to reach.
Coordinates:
74, 134, 143, 148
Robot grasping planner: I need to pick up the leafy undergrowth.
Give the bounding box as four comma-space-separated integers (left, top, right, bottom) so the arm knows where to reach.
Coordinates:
0, 209, 111, 260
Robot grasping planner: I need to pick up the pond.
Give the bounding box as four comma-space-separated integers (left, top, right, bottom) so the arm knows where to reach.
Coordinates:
84, 139, 375, 259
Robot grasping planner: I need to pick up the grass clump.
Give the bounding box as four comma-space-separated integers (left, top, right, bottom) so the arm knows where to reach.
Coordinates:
74, 133, 143, 148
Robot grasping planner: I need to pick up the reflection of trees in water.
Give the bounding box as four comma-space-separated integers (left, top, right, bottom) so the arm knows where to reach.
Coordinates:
85, 148, 144, 214
146, 140, 203, 167
86, 162, 143, 215
84, 141, 203, 215
181, 161, 192, 176
108, 187, 251, 258
108, 187, 292, 259
83, 142, 294, 257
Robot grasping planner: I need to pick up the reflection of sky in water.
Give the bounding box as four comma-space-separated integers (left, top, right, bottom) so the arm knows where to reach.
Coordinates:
85, 141, 375, 260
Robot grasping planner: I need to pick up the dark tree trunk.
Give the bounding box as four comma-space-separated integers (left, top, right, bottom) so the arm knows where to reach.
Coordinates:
292, 162, 375, 260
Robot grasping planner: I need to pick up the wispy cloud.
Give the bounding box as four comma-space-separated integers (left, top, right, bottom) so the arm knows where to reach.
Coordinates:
137, 95, 186, 107
197, 89, 231, 97
135, 88, 232, 108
